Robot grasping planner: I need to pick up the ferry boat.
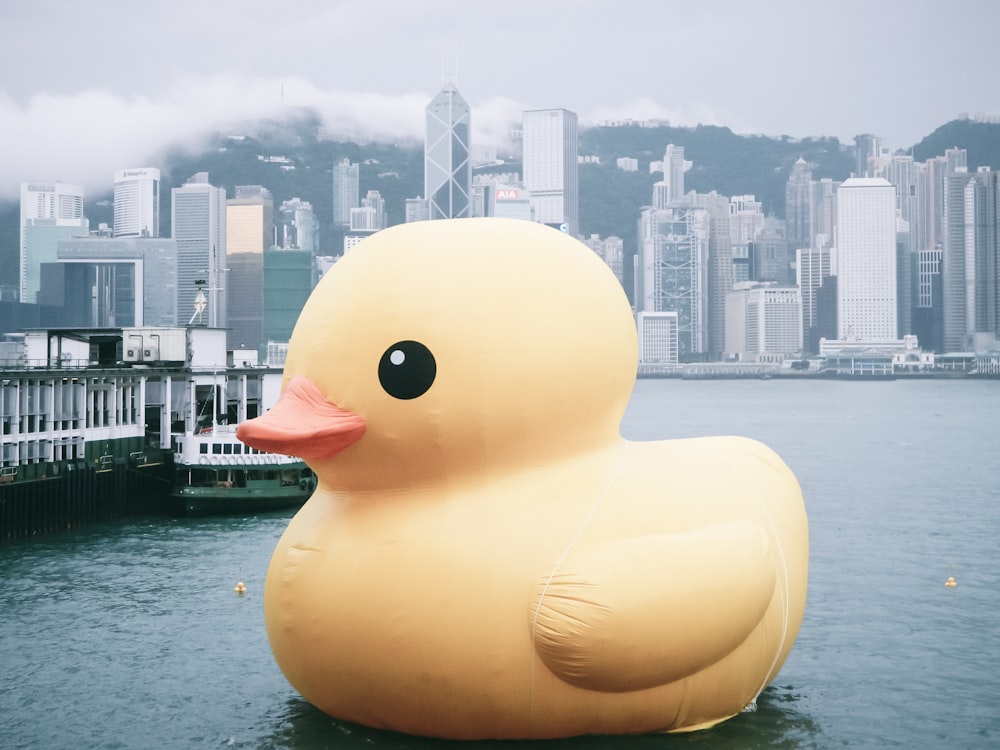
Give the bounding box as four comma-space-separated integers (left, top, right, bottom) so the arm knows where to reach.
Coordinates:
0, 325, 313, 537
171, 418, 314, 517
150, 326, 314, 517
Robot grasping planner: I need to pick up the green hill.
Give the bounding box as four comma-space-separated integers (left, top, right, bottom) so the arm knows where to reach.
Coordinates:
911, 119, 1000, 167
2, 113, 998, 296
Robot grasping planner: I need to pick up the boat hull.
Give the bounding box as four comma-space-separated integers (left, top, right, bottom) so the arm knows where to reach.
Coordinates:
171, 461, 315, 517
173, 483, 311, 517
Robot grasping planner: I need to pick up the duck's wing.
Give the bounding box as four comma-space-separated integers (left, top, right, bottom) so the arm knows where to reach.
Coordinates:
531, 520, 776, 692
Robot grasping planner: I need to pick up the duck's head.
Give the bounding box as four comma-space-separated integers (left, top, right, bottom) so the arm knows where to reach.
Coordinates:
237, 217, 638, 492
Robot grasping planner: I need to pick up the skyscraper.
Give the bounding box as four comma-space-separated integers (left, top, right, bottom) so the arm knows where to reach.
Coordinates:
54, 235, 178, 327
854, 134, 881, 178
263, 247, 312, 350
636, 203, 709, 357
972, 168, 999, 343
425, 83, 471, 220
276, 197, 318, 251
19, 181, 87, 304
690, 191, 731, 358
725, 283, 803, 361
835, 177, 897, 341
171, 173, 227, 327
522, 108, 579, 236
332, 159, 359, 227
942, 170, 975, 351
785, 158, 813, 252
362, 189, 387, 230
113, 167, 160, 238
662, 144, 686, 205
751, 217, 790, 284
226, 185, 273, 352
797, 245, 833, 352
942, 168, 1000, 351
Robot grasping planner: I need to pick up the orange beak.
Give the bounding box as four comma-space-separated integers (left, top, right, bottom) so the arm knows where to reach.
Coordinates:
236, 375, 366, 460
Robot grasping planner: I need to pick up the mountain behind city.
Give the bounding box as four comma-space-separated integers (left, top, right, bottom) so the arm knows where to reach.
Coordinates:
2, 113, 999, 295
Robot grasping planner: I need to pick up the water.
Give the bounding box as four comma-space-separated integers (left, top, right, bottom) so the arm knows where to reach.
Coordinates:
2, 378, 998, 749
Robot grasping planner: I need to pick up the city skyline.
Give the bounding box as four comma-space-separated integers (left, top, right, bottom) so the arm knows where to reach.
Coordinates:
1, 0, 998, 202
6, 77, 998, 363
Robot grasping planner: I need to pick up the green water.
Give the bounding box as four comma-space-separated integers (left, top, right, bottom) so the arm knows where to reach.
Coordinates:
2, 379, 998, 749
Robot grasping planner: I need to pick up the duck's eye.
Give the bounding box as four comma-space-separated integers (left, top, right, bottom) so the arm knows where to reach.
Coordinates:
378, 340, 436, 400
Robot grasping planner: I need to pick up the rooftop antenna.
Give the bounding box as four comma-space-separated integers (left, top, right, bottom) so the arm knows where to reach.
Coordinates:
440, 49, 460, 88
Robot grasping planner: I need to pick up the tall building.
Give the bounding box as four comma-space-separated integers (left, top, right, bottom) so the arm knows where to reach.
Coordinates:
725, 282, 803, 362
226, 185, 273, 352
945, 147, 968, 173
887, 155, 920, 252
636, 311, 679, 364
53, 236, 178, 326
854, 134, 881, 177
835, 177, 897, 341
729, 195, 764, 245
942, 168, 1000, 351
19, 182, 88, 304
972, 168, 999, 343
797, 245, 833, 353
113, 167, 160, 238
812, 178, 840, 247
425, 83, 471, 220
522, 108, 579, 236
263, 247, 312, 349
785, 161, 840, 258
691, 191, 732, 358
171, 173, 227, 328
581, 234, 625, 286
785, 158, 813, 252
636, 203, 709, 357
662, 144, 686, 205
276, 197, 318, 251
751, 217, 790, 284
913, 243, 944, 351
942, 170, 975, 351
405, 197, 430, 223
332, 159, 359, 227
362, 190, 387, 230
896, 215, 913, 337
480, 180, 532, 222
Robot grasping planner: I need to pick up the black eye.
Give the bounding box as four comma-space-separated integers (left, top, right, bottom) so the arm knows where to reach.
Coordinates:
378, 341, 436, 400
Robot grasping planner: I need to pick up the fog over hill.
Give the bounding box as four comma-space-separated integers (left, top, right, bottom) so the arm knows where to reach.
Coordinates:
2, 114, 998, 295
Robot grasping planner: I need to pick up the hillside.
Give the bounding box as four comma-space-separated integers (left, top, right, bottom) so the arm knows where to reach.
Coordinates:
2, 115, 998, 295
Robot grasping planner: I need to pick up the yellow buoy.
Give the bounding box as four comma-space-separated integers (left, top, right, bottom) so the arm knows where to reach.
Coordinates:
944, 577, 957, 588
235, 581, 247, 594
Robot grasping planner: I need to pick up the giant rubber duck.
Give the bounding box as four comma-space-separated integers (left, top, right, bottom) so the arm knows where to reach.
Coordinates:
237, 217, 809, 740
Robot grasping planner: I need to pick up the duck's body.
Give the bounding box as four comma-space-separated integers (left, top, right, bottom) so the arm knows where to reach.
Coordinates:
239, 218, 809, 739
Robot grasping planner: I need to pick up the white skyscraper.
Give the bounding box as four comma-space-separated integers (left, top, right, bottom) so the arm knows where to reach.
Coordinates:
522, 108, 579, 236
662, 144, 686, 205
172, 173, 227, 327
835, 177, 897, 340
332, 158, 360, 227
113, 167, 160, 238
425, 83, 471, 220
19, 181, 87, 303
725, 282, 803, 361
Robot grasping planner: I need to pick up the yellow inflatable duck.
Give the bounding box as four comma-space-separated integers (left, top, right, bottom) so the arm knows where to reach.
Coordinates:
237, 217, 809, 740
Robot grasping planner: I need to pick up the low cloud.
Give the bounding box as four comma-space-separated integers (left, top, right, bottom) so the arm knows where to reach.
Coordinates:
0, 74, 527, 202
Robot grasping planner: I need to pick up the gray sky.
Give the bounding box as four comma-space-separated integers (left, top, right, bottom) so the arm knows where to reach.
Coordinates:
1, 0, 997, 201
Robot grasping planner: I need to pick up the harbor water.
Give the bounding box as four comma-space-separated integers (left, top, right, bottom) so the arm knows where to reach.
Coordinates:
2, 378, 998, 749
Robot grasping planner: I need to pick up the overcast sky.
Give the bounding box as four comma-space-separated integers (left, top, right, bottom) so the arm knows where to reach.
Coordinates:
1, 0, 997, 201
